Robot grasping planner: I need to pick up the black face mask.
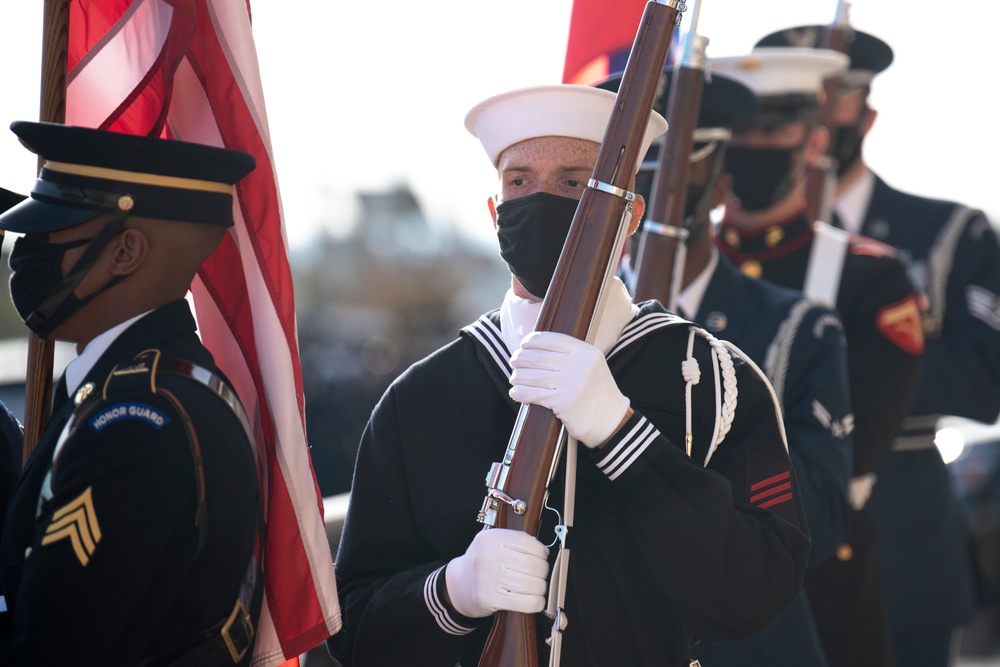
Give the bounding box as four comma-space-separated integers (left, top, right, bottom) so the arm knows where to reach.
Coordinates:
832, 123, 864, 176
496, 192, 579, 299
724, 145, 801, 212
9, 230, 123, 338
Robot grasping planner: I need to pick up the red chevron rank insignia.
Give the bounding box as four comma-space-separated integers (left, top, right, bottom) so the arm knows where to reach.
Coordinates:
750, 471, 793, 509
41, 486, 102, 567
877, 294, 925, 355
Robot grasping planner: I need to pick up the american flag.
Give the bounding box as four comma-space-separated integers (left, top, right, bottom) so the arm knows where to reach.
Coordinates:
563, 0, 688, 86
562, 0, 647, 84
65, 1, 341, 664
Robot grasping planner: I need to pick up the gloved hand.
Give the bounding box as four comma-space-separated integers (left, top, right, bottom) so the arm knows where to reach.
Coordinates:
444, 528, 550, 618
849, 472, 877, 511
509, 331, 630, 448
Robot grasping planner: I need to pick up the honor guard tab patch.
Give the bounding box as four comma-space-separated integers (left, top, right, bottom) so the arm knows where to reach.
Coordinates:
41, 486, 102, 567
877, 294, 925, 355
89, 402, 171, 433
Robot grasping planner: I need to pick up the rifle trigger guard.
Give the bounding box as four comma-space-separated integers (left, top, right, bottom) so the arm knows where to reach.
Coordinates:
588, 178, 634, 201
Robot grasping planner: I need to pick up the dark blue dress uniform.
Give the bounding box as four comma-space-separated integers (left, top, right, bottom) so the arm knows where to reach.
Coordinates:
0, 189, 26, 527
850, 173, 999, 648
689, 253, 853, 666
0, 123, 263, 666
0, 301, 261, 666
0, 402, 23, 533
329, 301, 810, 667
718, 210, 925, 666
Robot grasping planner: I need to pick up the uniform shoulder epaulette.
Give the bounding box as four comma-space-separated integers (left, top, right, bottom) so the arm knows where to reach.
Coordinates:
847, 233, 898, 260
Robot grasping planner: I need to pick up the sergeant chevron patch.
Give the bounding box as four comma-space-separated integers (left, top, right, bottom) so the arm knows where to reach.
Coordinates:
876, 294, 925, 355
41, 487, 102, 567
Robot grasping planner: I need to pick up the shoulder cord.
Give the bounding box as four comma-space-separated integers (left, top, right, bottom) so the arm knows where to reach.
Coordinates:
763, 298, 815, 411
925, 206, 978, 337
545, 324, 741, 666
688, 327, 738, 467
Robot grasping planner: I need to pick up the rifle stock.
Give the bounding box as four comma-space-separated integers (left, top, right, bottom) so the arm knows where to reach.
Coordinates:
23, 0, 70, 464
631, 51, 705, 307
631, 0, 704, 310
476, 2, 683, 665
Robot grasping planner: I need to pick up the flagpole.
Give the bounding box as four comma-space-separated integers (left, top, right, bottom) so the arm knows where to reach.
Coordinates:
22, 0, 70, 465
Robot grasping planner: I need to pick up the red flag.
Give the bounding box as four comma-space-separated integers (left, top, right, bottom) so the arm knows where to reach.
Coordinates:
66, 1, 341, 664
563, 0, 647, 84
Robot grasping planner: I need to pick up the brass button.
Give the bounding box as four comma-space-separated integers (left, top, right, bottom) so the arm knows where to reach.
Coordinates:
723, 228, 741, 248
836, 543, 853, 561
705, 311, 728, 333
740, 259, 762, 279
764, 226, 785, 248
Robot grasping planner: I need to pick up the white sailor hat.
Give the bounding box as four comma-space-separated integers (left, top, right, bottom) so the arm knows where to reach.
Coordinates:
710, 48, 848, 127
464, 84, 667, 167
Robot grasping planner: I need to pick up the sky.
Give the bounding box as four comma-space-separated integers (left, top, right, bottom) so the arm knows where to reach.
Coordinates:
1, 1, 998, 251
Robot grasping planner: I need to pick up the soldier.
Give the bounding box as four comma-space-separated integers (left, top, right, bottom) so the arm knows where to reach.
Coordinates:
0, 189, 26, 525
0, 122, 262, 666
757, 24, 1000, 666
599, 66, 854, 666
328, 84, 810, 667
711, 48, 926, 666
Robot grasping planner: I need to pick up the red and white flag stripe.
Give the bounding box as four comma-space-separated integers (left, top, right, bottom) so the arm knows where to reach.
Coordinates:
65, 1, 341, 664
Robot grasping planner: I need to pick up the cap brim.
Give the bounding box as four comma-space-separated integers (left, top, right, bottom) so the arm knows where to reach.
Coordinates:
0, 196, 103, 233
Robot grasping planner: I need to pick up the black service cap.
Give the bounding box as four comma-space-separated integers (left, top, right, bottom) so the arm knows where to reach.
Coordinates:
0, 121, 256, 233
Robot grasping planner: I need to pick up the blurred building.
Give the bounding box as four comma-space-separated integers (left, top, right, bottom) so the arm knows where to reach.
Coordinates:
293, 184, 509, 495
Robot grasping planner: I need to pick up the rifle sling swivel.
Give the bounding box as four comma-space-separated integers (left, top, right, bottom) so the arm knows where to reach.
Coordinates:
588, 178, 634, 201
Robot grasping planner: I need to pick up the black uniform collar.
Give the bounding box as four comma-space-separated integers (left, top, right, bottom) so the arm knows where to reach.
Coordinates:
61, 300, 205, 407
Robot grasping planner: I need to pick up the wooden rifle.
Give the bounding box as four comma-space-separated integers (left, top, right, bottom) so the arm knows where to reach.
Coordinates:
631, 0, 706, 310
804, 0, 851, 224
474, 2, 683, 665
22, 0, 69, 465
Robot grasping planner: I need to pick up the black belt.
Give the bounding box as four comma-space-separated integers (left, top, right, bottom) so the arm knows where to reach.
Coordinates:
891, 415, 940, 452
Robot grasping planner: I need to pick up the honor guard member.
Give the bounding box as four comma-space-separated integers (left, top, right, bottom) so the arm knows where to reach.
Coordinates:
600, 66, 854, 667
328, 84, 810, 667
0, 189, 26, 525
711, 48, 926, 667
0, 122, 262, 666
758, 24, 1000, 667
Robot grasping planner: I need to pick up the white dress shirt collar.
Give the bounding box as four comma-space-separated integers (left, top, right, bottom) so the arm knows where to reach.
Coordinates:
64, 310, 153, 396
499, 277, 639, 356
833, 166, 875, 235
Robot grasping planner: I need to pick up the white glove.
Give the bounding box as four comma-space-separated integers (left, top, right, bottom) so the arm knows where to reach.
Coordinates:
509, 331, 630, 448
849, 472, 877, 510
444, 528, 550, 618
